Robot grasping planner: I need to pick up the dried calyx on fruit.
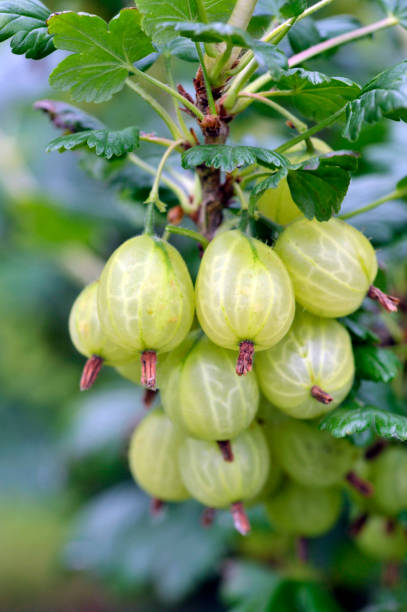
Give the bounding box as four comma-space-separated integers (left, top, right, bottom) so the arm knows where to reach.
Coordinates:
69, 281, 135, 391
160, 330, 259, 448
275, 218, 399, 318
97, 235, 195, 390
257, 138, 332, 226
195, 230, 295, 376
178, 422, 270, 534
128, 407, 189, 505
256, 310, 355, 419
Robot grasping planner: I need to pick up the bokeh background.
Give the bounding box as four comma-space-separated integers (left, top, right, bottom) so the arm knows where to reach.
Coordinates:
1, 1, 407, 610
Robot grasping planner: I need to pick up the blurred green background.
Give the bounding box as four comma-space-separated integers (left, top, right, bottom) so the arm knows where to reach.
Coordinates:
1, 1, 407, 610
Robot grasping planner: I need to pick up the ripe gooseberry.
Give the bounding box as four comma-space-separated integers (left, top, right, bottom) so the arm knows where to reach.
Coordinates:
266, 480, 342, 537
160, 330, 259, 447
128, 407, 189, 503
98, 235, 195, 389
178, 422, 270, 534
257, 137, 332, 226
195, 230, 295, 376
369, 447, 407, 516
274, 218, 399, 318
269, 420, 359, 488
256, 310, 355, 419
69, 281, 135, 390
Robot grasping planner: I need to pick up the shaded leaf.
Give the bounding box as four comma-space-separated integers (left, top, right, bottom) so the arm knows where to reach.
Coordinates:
317, 15, 362, 39
46, 126, 140, 160
343, 60, 407, 141
255, 0, 307, 18
289, 14, 362, 55
288, 18, 321, 54
165, 21, 287, 77
48, 9, 154, 103
319, 403, 407, 441
249, 166, 289, 203
35, 100, 104, 132
270, 68, 360, 121
286, 151, 358, 221
182, 144, 289, 173
340, 317, 380, 344
136, 0, 235, 44
354, 345, 401, 383
0, 0, 55, 59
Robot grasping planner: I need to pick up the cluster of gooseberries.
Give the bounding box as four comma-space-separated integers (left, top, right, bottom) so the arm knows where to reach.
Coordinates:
69, 148, 403, 559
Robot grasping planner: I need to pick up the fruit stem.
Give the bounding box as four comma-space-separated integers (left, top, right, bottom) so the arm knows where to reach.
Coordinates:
238, 93, 308, 133
275, 108, 344, 154
217, 440, 234, 462
80, 355, 104, 391
143, 389, 157, 409
145, 139, 185, 214
144, 200, 156, 236
164, 225, 210, 249
296, 537, 308, 563
141, 351, 157, 390
345, 471, 374, 497
339, 188, 407, 220
236, 341, 254, 376
151, 498, 165, 516
368, 286, 400, 313
195, 42, 218, 116
365, 438, 388, 460
311, 385, 333, 405
348, 513, 368, 537
201, 507, 216, 527
230, 502, 251, 535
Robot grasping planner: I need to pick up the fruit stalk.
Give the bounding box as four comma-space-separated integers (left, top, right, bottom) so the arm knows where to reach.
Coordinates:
345, 471, 374, 497
80, 355, 104, 391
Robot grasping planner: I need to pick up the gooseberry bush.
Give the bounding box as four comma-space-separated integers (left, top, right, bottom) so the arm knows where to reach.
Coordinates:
2, 0, 407, 609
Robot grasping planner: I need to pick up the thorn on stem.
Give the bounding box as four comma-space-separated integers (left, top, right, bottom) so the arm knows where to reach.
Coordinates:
349, 513, 368, 537
143, 388, 157, 409
230, 502, 250, 535
217, 440, 234, 462
201, 507, 216, 527
80, 355, 104, 391
236, 341, 254, 376
346, 471, 374, 497
368, 286, 400, 312
141, 351, 157, 390
311, 385, 333, 405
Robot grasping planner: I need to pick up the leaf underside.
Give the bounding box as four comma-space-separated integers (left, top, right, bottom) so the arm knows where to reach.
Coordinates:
46, 126, 140, 159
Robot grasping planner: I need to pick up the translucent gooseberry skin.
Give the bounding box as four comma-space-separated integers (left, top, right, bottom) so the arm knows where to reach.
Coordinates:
257, 138, 332, 226
270, 420, 359, 488
370, 448, 407, 516
355, 516, 407, 561
69, 281, 134, 365
256, 310, 355, 419
178, 423, 269, 508
274, 218, 378, 318
128, 407, 189, 501
266, 481, 342, 537
160, 331, 259, 440
98, 235, 195, 353
195, 230, 295, 351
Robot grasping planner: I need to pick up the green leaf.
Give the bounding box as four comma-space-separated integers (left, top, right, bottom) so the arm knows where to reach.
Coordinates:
288, 18, 321, 54
354, 345, 401, 383
136, 0, 236, 44
286, 151, 358, 221
319, 403, 407, 441
343, 60, 407, 141
339, 317, 380, 344
182, 144, 289, 173
249, 166, 289, 202
270, 68, 360, 121
0, 0, 55, 59
35, 100, 104, 132
377, 0, 407, 27
256, 0, 307, 19
48, 9, 154, 103
163, 22, 287, 77
46, 127, 140, 160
